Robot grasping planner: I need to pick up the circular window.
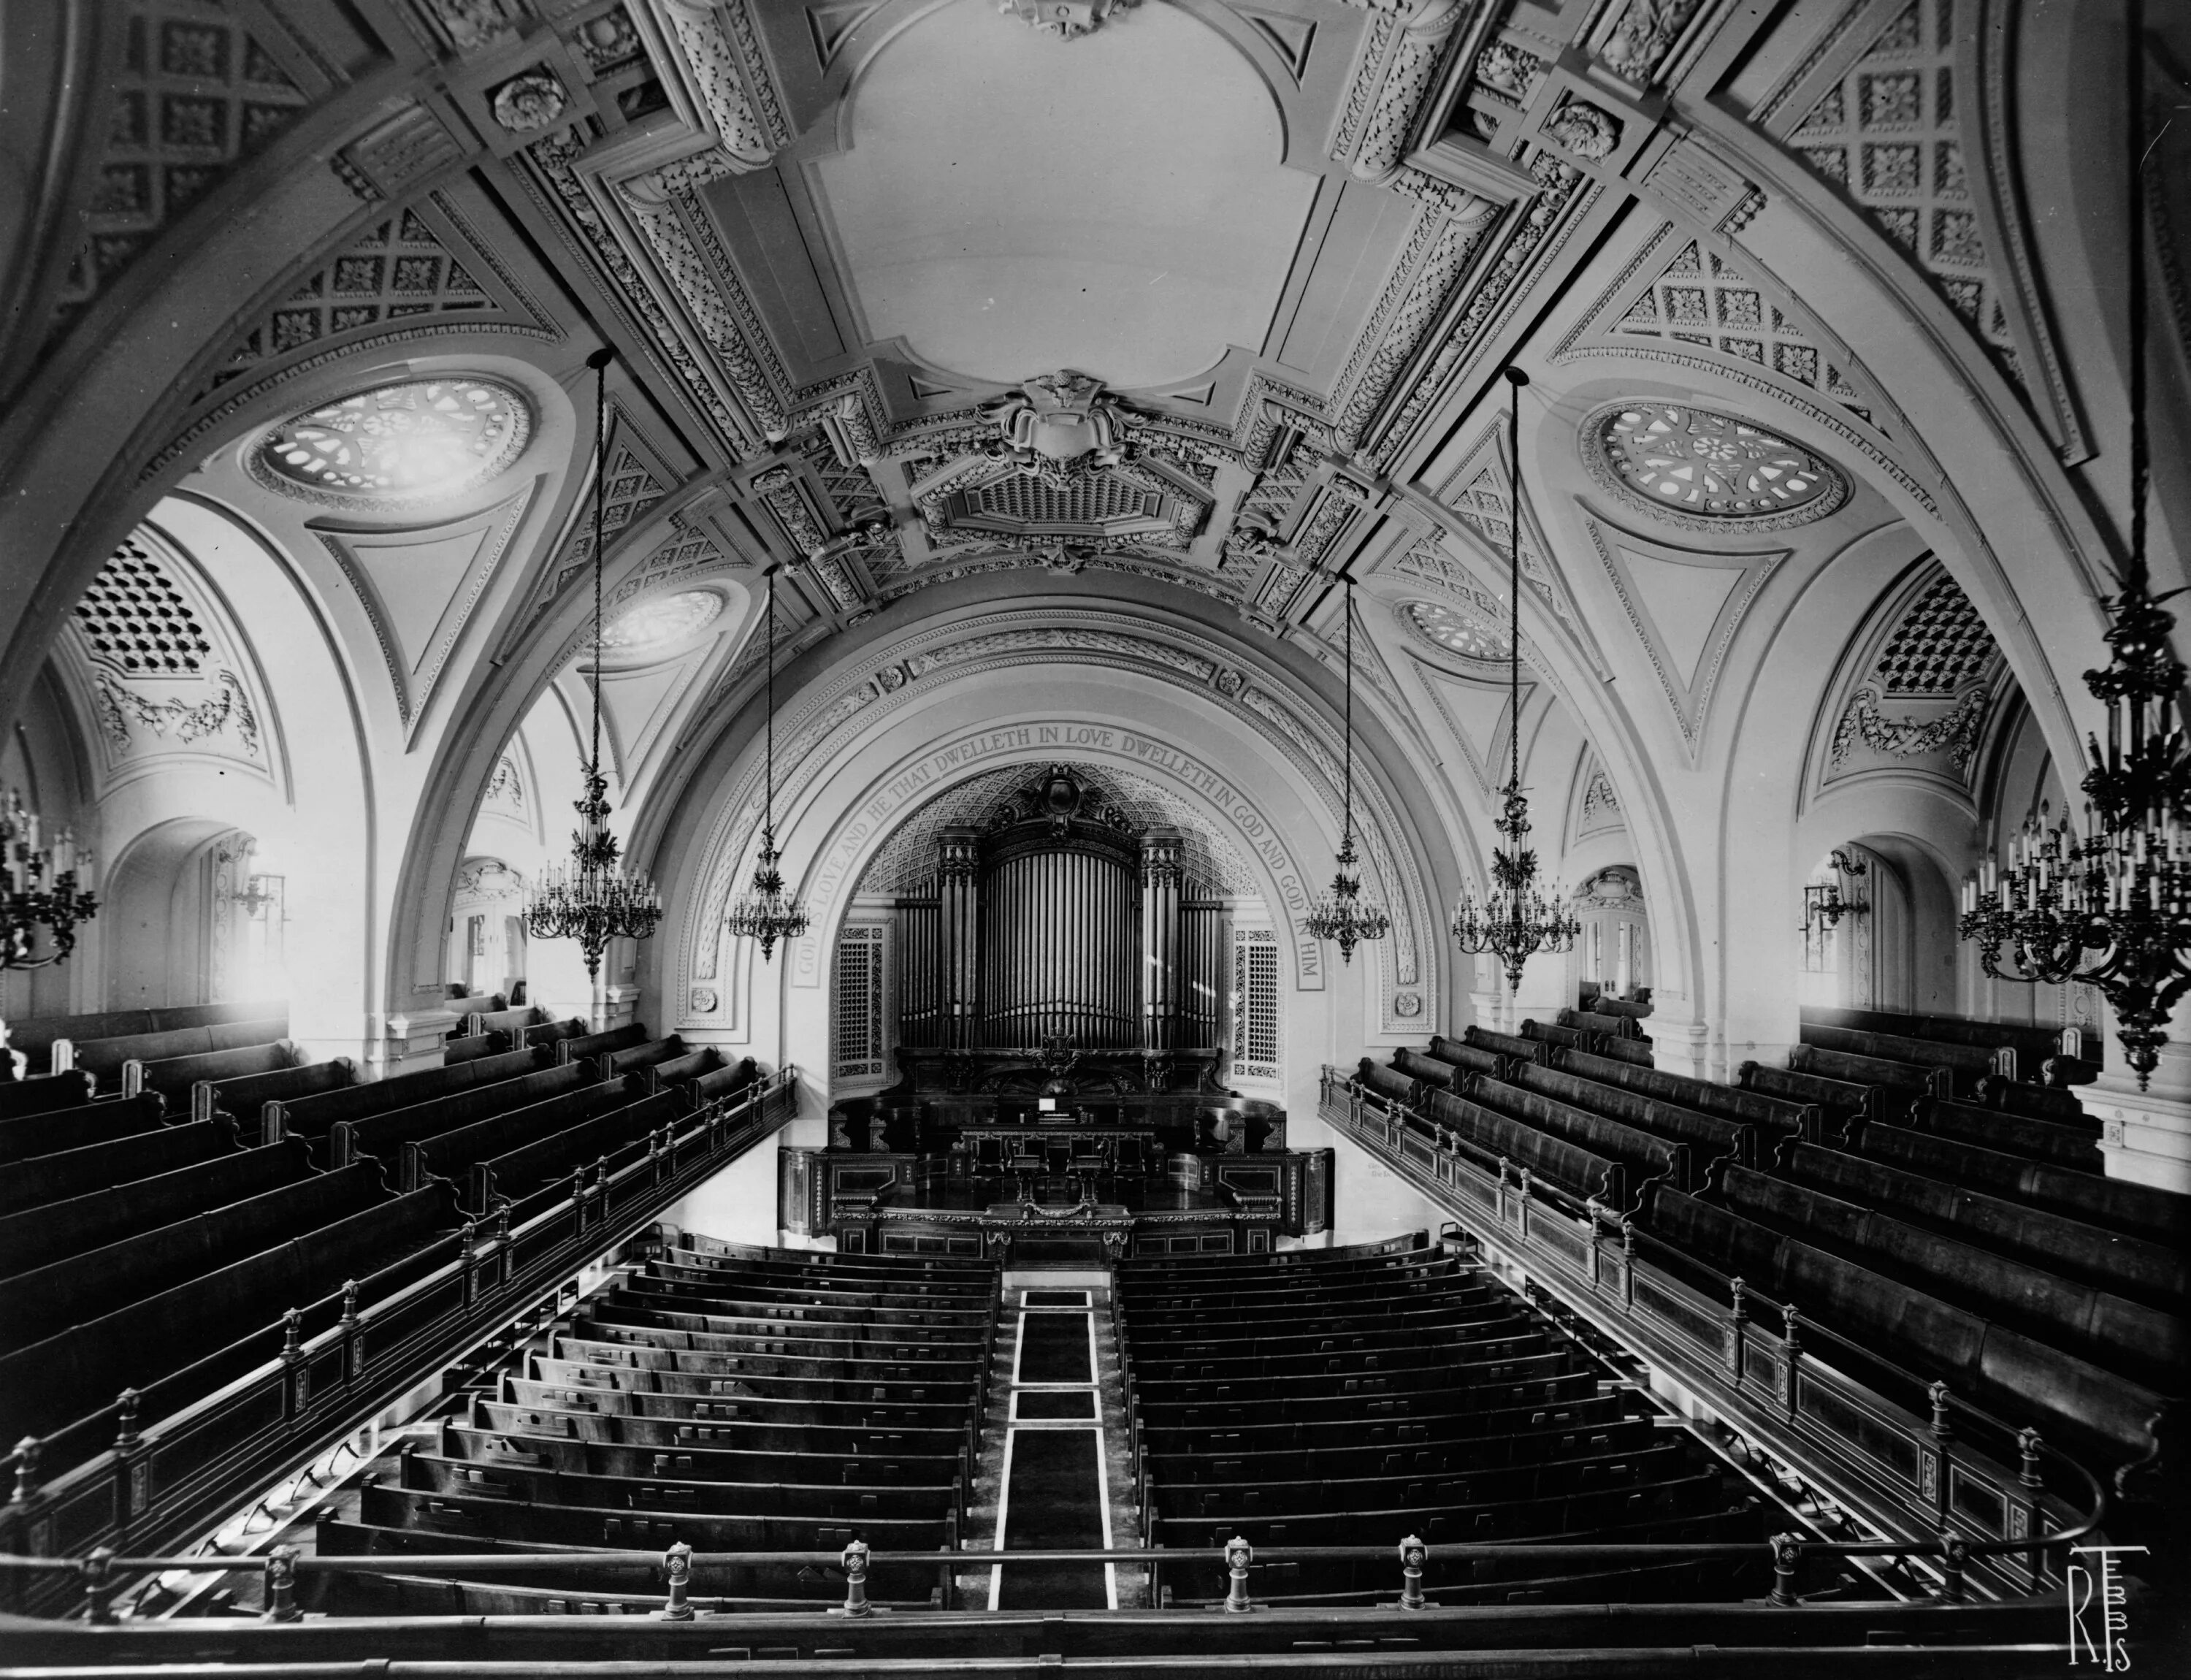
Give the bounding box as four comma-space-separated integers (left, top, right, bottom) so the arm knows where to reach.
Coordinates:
1405, 600, 1511, 663
601, 589, 723, 652
253, 377, 531, 504
1589, 402, 1846, 526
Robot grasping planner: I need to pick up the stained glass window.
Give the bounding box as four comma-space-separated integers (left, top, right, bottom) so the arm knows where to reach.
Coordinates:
1597, 403, 1843, 520
256, 377, 529, 501
1406, 600, 1511, 661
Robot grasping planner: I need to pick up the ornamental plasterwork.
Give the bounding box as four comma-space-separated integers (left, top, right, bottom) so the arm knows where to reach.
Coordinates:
1585, 400, 1849, 529
1000, 0, 1141, 42
1402, 598, 1510, 664
1592, 0, 1709, 86
1824, 562, 2000, 780
684, 610, 1435, 1007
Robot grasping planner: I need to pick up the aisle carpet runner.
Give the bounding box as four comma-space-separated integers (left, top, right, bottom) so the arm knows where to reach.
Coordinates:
995, 1302, 1109, 1608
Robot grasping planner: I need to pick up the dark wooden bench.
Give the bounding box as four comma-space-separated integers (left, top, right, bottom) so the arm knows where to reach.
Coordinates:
332, 1058, 599, 1169
1520, 1018, 1598, 1055
554, 1023, 649, 1065
1977, 1075, 2096, 1124
0, 1160, 394, 1349
0, 1136, 315, 1278
1559, 1007, 1646, 1040
1507, 1061, 1748, 1165
476, 1395, 972, 1462
1850, 1120, 2190, 1245
468, 1004, 546, 1040
1554, 1049, 1813, 1138
1645, 1184, 2168, 1465
443, 1031, 513, 1065
391, 1072, 632, 1191
1589, 995, 1654, 1023
626, 1275, 996, 1331
528, 1355, 982, 1418
678, 1232, 995, 1271
687, 1058, 760, 1105
1773, 1137, 2187, 1307
1803, 1004, 2092, 1072
9, 1002, 285, 1075
1419, 1087, 1624, 1207
1467, 1076, 1688, 1192
1713, 1164, 2188, 1388
1139, 1382, 1613, 1458
521, 1017, 587, 1050
1907, 1094, 2104, 1170
558, 1328, 984, 1394
1353, 1058, 1419, 1108
204, 1056, 356, 1128
1789, 1042, 1951, 1103
126, 1038, 299, 1110
588, 1298, 989, 1357
0, 1070, 94, 1123
269, 1045, 550, 1143
1155, 1438, 1690, 1519
647, 1253, 998, 1302
411, 1440, 959, 1521
492, 1384, 979, 1460
0, 1184, 459, 1453
1799, 1021, 1998, 1093
468, 1089, 689, 1214
1739, 1061, 1876, 1131
0, 1091, 168, 1167
63, 1015, 288, 1091
1463, 1025, 1544, 1064
0, 1118, 236, 1215
1426, 1034, 1507, 1080
448, 1417, 964, 1491
642, 1047, 721, 1090
1143, 1413, 1656, 1486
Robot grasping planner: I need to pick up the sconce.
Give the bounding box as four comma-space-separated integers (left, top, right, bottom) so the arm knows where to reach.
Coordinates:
1802, 848, 1868, 941
237, 874, 285, 920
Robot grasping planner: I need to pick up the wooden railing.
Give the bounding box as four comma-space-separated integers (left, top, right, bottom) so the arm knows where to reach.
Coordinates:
1316, 1067, 2111, 1602
0, 1070, 799, 1616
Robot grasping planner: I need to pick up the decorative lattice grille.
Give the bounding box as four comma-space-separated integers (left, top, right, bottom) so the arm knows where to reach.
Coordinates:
1234, 928, 1280, 1083
74, 538, 213, 676
972, 473, 1158, 524
833, 925, 887, 1080
1873, 573, 1994, 694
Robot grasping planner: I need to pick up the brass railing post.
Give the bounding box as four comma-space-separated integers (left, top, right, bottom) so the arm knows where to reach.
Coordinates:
660, 1541, 694, 1619
1396, 1535, 1426, 1610
838, 1538, 872, 1616
1223, 1535, 1253, 1612
263, 1543, 301, 1622
1769, 1533, 1802, 1605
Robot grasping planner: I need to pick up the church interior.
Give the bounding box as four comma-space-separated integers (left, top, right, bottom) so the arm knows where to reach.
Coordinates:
0, 0, 2187, 1671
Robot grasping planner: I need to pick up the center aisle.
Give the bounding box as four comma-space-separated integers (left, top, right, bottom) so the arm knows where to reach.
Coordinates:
989, 1275, 1120, 1609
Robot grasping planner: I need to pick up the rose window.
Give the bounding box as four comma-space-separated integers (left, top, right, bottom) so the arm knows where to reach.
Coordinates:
256, 378, 530, 502
1406, 600, 1511, 661
602, 589, 723, 651
1594, 403, 1845, 522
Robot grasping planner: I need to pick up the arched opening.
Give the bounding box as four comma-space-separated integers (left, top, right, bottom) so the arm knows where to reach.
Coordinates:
1569, 865, 1651, 1003
101, 818, 281, 1011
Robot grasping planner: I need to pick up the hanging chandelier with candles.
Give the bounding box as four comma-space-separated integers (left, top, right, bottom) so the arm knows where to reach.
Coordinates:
726, 565, 811, 961
1956, 4, 2187, 1089
522, 347, 663, 982
1450, 367, 1580, 989
2, 789, 97, 973
1305, 572, 1391, 965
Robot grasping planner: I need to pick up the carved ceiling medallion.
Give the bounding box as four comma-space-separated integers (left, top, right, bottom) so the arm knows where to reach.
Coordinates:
252, 376, 532, 505
1403, 599, 1511, 665
1586, 400, 1848, 528
984, 371, 1130, 486
1001, 0, 1141, 42
601, 589, 724, 652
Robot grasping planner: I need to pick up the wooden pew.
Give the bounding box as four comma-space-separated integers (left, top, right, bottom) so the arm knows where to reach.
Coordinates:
1553, 1048, 1813, 1139
1559, 1007, 1645, 1040
532, 1352, 982, 1410
1137, 1384, 1618, 1459
393, 1072, 634, 1192
10, 1001, 284, 1076
605, 1036, 689, 1079
1590, 996, 1654, 1023
1787, 1042, 1949, 1106
1907, 1094, 2104, 1171
446, 1417, 965, 1494
201, 1056, 356, 1127
1713, 1164, 2189, 1387
642, 1047, 722, 1091
1520, 1019, 1598, 1055
1567, 1029, 1656, 1069
126, 1038, 298, 1108
589, 1297, 990, 1356
1426, 1034, 1507, 1080
1803, 1004, 2092, 1073
469, 1004, 546, 1040
1771, 1137, 2188, 1307
1739, 1062, 1875, 1132
1128, 1334, 1552, 1391
0, 1118, 236, 1215
1505, 1062, 1748, 1166
1128, 1305, 1505, 1349
1419, 1087, 1625, 1207
648, 1252, 996, 1302
1977, 1075, 2095, 1125
554, 1023, 649, 1065
265, 1045, 549, 1145
329, 1058, 596, 1169
1799, 1021, 1998, 1094
1153, 1437, 1691, 1519
411, 1440, 960, 1522
627, 1275, 996, 1331
521, 1017, 586, 1051
0, 1160, 398, 1349
688, 1058, 760, 1106
0, 1070, 94, 1123
562, 1325, 984, 1392
62, 1015, 288, 1091
1353, 1058, 1419, 1108
443, 1031, 513, 1066
678, 1232, 998, 1272
0, 1183, 459, 1453
1463, 1026, 1544, 1064
0, 1136, 316, 1278
467, 1088, 689, 1214
1849, 1120, 2191, 1246
1142, 1413, 1658, 1487
476, 1396, 972, 1463
1467, 1075, 1689, 1192
1644, 1185, 2168, 1465
0, 1091, 167, 1167
490, 1385, 978, 1462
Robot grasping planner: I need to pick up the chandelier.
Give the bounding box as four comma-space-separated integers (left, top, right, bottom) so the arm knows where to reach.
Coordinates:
1449, 367, 1580, 988
1304, 572, 1391, 965
522, 347, 662, 982
725, 565, 810, 961
2, 788, 98, 972
1957, 12, 2185, 1088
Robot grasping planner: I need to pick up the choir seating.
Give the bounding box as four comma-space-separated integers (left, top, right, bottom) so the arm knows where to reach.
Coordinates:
312, 1240, 999, 1614
1117, 1237, 1767, 1605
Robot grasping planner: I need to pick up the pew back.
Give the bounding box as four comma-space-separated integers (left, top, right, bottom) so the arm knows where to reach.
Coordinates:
272, 1046, 551, 1144
205, 1056, 356, 1127
127, 1039, 298, 1108
64, 1015, 289, 1090
0, 1118, 234, 1215
0, 1070, 93, 1124
340, 1060, 605, 1171
0, 1091, 168, 1167
402, 1077, 638, 1194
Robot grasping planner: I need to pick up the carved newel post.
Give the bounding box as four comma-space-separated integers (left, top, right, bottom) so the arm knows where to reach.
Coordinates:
937, 825, 982, 1050
1139, 828, 1182, 1055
